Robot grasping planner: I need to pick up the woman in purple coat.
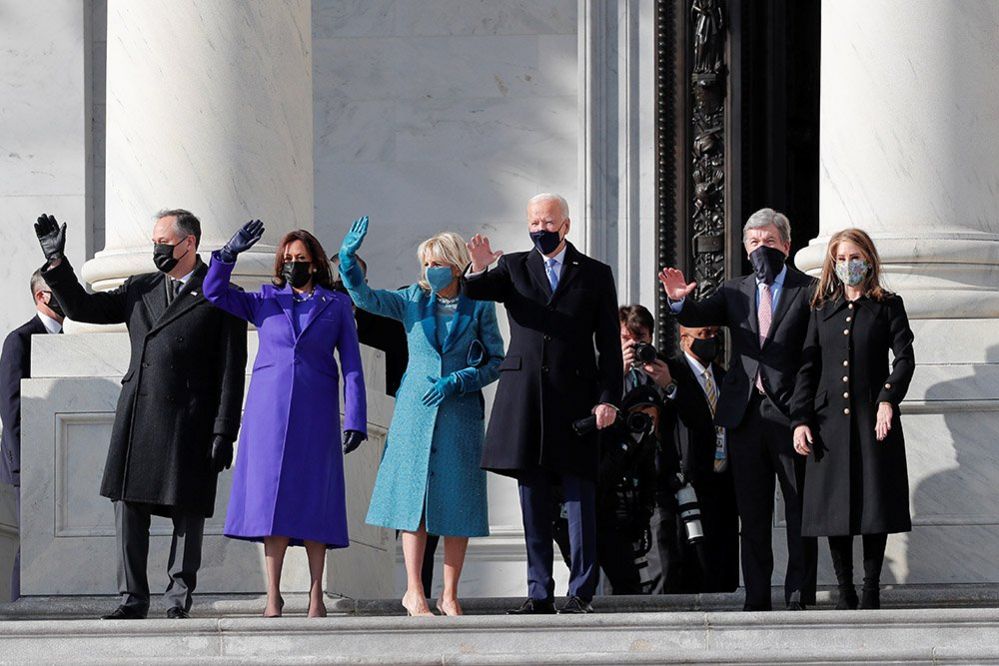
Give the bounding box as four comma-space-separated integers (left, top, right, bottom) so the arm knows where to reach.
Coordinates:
203, 221, 367, 618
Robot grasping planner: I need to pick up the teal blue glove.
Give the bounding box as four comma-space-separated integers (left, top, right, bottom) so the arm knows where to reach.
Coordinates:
421, 374, 461, 407
339, 216, 369, 273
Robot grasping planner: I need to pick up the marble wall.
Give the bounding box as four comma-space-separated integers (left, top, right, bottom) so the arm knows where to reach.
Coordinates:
0, 1, 90, 334
0, 0, 93, 601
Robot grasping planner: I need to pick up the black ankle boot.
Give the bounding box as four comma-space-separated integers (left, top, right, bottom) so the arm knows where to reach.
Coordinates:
837, 585, 859, 610
828, 536, 857, 610
860, 585, 880, 609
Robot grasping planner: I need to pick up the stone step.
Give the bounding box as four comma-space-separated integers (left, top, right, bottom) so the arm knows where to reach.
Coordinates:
0, 608, 997, 664
3, 583, 997, 620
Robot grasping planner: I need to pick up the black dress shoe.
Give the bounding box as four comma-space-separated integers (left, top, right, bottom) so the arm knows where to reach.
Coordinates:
836, 586, 859, 610
166, 607, 191, 619
506, 598, 556, 615
558, 596, 593, 614
786, 601, 806, 611
742, 603, 771, 612
101, 606, 145, 620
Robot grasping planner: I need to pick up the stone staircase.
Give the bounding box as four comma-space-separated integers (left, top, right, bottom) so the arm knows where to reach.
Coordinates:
1, 589, 997, 664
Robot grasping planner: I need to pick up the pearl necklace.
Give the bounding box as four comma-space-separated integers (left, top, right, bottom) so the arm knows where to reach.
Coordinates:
292, 289, 317, 303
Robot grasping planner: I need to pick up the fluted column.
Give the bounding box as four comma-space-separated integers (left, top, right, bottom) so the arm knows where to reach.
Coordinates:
84, 0, 313, 291
796, 1, 999, 317
796, 0, 999, 584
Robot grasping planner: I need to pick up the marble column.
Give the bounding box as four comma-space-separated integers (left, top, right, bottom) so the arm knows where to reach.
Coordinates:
83, 0, 314, 291
795, 0, 999, 583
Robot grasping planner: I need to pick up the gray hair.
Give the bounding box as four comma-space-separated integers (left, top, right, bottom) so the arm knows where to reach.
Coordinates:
29, 268, 47, 299
528, 193, 570, 221
743, 208, 791, 246
154, 208, 202, 248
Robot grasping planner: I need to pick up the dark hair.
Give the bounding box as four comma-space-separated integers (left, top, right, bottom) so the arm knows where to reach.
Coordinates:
30, 268, 46, 299
273, 229, 335, 290
156, 208, 202, 248
619, 304, 654, 337
328, 254, 367, 294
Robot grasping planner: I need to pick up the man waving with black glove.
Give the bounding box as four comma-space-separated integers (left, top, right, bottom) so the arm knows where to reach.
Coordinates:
35, 210, 247, 620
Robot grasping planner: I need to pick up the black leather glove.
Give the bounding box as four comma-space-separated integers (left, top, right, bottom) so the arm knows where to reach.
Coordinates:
35, 213, 67, 262
342, 429, 366, 455
218, 219, 265, 263
210, 435, 234, 473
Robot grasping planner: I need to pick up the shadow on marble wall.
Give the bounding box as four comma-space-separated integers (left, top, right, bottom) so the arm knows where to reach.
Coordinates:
904, 346, 999, 584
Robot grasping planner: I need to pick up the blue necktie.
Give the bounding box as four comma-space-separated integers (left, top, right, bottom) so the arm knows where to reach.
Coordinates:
546, 258, 559, 293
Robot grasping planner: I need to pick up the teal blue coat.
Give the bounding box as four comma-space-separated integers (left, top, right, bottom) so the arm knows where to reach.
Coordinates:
342, 265, 504, 536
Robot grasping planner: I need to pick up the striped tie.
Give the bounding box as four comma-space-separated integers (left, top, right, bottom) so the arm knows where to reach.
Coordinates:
704, 369, 728, 472
703, 369, 718, 416
755, 283, 773, 391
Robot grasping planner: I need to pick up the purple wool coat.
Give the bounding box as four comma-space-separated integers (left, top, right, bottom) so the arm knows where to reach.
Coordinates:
204, 253, 366, 548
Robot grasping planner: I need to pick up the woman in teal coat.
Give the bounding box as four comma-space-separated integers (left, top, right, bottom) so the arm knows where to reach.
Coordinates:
338, 217, 504, 617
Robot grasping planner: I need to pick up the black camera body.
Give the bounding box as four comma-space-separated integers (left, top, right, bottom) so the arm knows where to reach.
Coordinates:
632, 341, 658, 365
572, 410, 653, 437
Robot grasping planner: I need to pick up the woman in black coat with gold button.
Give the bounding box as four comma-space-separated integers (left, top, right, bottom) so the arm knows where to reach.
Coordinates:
790, 228, 915, 610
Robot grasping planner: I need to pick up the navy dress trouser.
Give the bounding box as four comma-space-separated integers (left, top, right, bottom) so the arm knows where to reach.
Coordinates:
519, 467, 598, 602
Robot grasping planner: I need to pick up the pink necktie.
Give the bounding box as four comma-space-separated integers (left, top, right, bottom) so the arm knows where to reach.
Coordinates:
756, 283, 772, 391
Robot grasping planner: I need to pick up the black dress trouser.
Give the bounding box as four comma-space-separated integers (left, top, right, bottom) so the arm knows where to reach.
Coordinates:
728, 392, 817, 609
115, 500, 205, 615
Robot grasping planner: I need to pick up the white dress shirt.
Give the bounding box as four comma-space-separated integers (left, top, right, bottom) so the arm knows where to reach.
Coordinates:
37, 311, 63, 334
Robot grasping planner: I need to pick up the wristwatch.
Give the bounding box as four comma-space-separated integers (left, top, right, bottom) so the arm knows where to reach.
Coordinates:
663, 382, 678, 400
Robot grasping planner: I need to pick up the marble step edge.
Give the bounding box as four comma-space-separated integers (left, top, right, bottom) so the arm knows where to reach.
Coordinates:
0, 610, 998, 666
19, 647, 999, 666
3, 584, 997, 619
2, 607, 998, 633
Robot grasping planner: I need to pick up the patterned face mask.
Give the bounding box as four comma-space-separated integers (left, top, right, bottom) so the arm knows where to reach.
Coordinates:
834, 258, 871, 287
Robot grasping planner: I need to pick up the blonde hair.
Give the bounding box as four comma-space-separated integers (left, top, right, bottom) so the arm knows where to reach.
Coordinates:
811, 228, 889, 308
417, 232, 470, 291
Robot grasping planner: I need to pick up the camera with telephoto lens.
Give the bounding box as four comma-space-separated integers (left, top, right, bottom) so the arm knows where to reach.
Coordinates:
572, 409, 652, 437
674, 477, 705, 544
632, 341, 658, 365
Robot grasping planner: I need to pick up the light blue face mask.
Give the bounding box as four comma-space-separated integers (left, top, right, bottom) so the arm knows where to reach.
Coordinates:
835, 258, 871, 287
426, 265, 455, 294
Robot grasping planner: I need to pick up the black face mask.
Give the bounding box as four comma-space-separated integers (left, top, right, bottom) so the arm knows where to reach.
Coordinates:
530, 223, 565, 255
44, 292, 64, 318
749, 245, 787, 285
282, 261, 313, 289
153, 242, 189, 274
690, 336, 719, 365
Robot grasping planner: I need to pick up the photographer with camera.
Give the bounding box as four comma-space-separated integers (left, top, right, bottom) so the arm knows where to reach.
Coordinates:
568, 306, 676, 594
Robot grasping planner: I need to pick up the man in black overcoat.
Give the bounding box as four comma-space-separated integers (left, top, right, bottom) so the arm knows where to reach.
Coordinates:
34, 210, 247, 619
463, 193, 623, 614
658, 208, 817, 610
657, 325, 739, 593
1, 269, 66, 599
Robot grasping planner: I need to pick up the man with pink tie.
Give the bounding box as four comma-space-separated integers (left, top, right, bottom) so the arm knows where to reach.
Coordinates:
658, 208, 817, 611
